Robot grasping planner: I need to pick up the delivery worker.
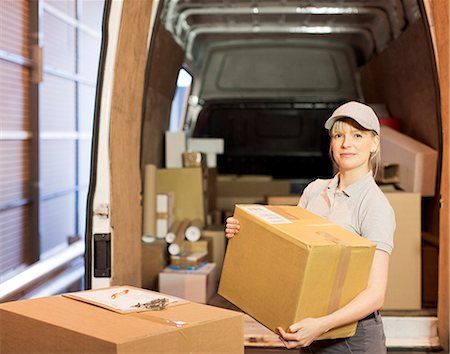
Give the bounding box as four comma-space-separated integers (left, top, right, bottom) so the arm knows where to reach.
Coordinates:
225, 101, 395, 354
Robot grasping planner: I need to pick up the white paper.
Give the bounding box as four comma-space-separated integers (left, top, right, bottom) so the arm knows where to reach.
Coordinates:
242, 206, 292, 224
69, 287, 178, 312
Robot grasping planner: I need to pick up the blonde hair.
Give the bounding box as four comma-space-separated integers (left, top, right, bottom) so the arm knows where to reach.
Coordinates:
329, 118, 381, 177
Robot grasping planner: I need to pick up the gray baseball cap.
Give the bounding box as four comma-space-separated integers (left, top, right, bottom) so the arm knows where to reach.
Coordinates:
325, 101, 380, 135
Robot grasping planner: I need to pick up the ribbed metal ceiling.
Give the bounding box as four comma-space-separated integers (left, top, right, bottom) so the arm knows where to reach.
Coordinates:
161, 0, 421, 65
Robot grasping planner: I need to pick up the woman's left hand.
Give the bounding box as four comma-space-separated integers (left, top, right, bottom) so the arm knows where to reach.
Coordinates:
277, 317, 328, 349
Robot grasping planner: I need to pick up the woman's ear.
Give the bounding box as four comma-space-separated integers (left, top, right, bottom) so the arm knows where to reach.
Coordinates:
371, 134, 380, 153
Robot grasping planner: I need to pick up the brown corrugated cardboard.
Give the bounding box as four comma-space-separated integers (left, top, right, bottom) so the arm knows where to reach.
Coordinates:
380, 125, 438, 196
141, 240, 168, 290
383, 192, 421, 310
0, 288, 244, 353
219, 205, 376, 340
159, 263, 218, 303
156, 168, 205, 222
202, 229, 226, 273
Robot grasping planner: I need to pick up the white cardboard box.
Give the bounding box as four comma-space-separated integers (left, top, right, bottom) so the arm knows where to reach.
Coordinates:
165, 131, 186, 168
187, 138, 224, 167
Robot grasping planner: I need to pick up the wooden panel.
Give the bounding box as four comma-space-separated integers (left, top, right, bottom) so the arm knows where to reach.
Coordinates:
0, 60, 30, 131
425, 0, 450, 351
141, 24, 184, 168
109, 0, 154, 286
0, 206, 31, 277
0, 141, 30, 204
40, 140, 76, 197
41, 73, 76, 131
0, 0, 30, 58
43, 10, 76, 73
361, 19, 439, 151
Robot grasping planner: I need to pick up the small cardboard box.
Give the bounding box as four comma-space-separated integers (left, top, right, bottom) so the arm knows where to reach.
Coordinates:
0, 288, 243, 353
159, 263, 218, 304
219, 205, 375, 340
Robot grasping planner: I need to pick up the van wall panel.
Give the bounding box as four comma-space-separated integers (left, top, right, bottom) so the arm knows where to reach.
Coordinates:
40, 140, 76, 197
361, 19, 439, 151
0, 0, 30, 58
41, 74, 76, 132
40, 194, 76, 256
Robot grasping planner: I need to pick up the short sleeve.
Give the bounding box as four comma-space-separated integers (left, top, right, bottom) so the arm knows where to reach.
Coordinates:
360, 196, 396, 255
297, 182, 313, 208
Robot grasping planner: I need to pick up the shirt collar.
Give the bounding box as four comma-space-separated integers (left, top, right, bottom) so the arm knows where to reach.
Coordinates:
327, 171, 373, 197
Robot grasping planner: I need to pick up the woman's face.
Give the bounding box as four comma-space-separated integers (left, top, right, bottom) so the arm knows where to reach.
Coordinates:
330, 120, 379, 175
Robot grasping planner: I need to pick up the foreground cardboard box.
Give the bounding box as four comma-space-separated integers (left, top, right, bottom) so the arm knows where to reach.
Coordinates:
219, 205, 375, 340
0, 288, 243, 353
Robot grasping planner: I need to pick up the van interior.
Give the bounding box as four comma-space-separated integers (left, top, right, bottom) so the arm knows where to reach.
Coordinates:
87, 0, 445, 350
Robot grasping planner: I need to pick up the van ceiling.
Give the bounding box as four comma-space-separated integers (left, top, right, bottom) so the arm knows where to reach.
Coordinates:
161, 0, 421, 68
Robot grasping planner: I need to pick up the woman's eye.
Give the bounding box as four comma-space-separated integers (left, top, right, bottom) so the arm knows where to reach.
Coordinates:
333, 133, 342, 139
354, 133, 363, 138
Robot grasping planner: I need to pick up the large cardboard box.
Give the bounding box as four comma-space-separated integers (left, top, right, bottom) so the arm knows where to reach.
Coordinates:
156, 167, 205, 222
0, 288, 243, 353
159, 263, 218, 304
219, 205, 375, 340
380, 125, 437, 196
383, 192, 421, 310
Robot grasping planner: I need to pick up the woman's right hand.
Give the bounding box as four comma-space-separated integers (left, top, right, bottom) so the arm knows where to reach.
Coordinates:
225, 217, 240, 239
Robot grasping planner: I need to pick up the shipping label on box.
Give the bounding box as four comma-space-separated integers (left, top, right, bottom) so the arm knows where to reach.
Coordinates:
219, 205, 375, 340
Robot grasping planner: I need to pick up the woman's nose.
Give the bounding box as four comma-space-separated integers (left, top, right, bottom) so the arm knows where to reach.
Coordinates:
341, 134, 352, 147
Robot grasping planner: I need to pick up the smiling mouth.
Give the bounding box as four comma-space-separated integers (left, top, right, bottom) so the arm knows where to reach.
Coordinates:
340, 153, 356, 158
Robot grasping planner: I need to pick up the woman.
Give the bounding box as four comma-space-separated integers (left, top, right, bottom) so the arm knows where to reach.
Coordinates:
225, 101, 395, 353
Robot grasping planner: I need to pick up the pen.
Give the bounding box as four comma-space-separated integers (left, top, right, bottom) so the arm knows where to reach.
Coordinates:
111, 289, 129, 299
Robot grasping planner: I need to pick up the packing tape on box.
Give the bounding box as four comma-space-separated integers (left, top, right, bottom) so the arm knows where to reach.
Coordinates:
316, 231, 351, 314
130, 312, 188, 328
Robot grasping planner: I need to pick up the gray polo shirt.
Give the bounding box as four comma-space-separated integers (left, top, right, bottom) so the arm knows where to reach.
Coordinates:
298, 172, 395, 254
